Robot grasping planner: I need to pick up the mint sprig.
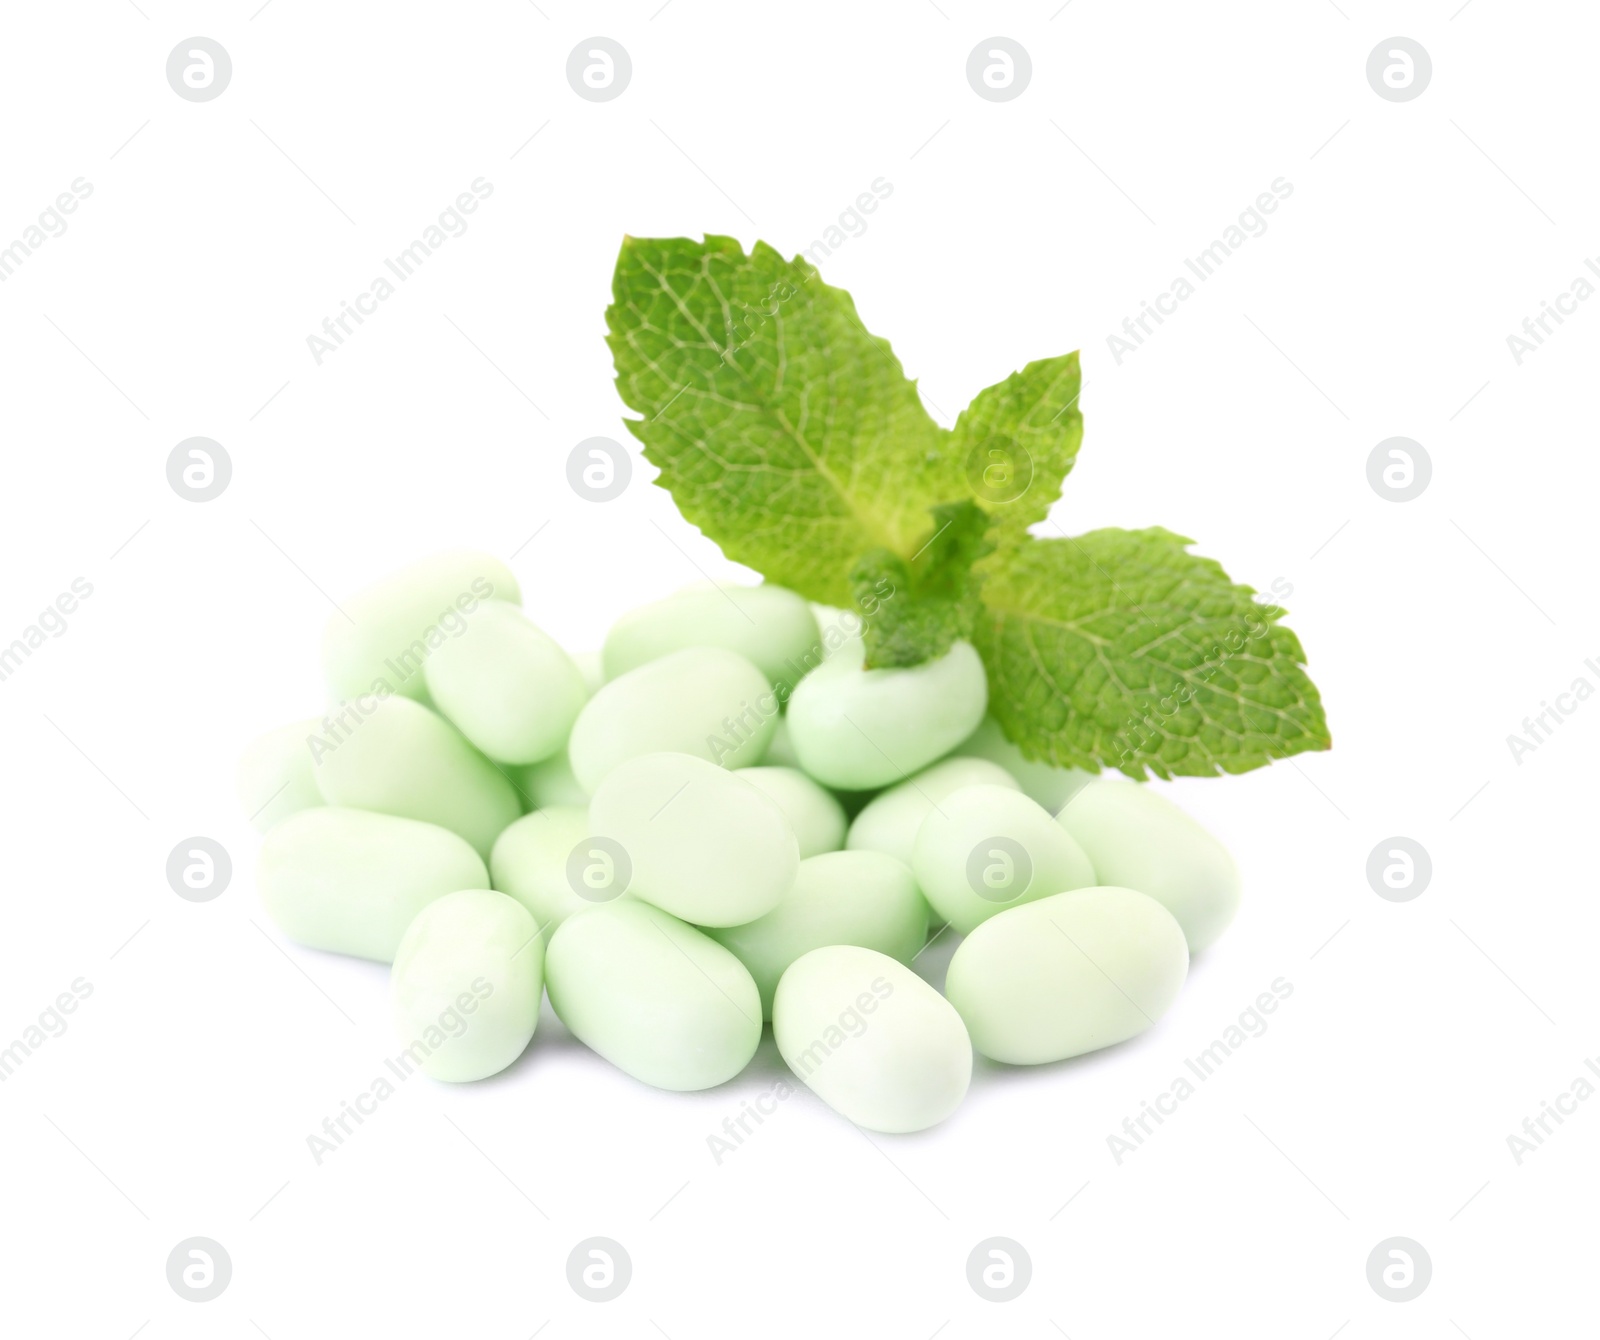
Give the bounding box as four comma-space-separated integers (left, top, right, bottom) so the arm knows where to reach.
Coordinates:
850, 500, 995, 669
607, 235, 1331, 778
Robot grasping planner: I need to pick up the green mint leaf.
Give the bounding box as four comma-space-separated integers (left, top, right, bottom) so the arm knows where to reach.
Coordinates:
950, 353, 1083, 543
604, 239, 1332, 773
606, 235, 966, 607
974, 529, 1331, 778
850, 501, 996, 668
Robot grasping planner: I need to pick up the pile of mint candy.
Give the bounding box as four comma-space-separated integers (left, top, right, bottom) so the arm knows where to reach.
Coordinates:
241, 552, 1238, 1132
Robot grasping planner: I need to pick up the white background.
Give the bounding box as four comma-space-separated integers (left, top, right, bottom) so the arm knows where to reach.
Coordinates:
0, 2, 1593, 1336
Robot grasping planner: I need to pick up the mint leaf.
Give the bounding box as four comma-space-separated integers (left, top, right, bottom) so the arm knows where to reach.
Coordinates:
974, 529, 1330, 779
950, 353, 1083, 543
604, 238, 1331, 783
851, 501, 995, 668
606, 235, 966, 607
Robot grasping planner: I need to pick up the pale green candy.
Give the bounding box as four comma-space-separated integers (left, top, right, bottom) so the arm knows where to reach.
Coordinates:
567, 647, 778, 793
489, 805, 602, 930
786, 639, 988, 789
546, 900, 761, 1091
953, 716, 1094, 814
1057, 779, 1241, 952
589, 753, 798, 927
238, 719, 322, 832
259, 808, 487, 962
945, 886, 1189, 1064
312, 696, 520, 859
761, 716, 804, 769
422, 601, 588, 764
773, 945, 971, 1133
511, 750, 588, 811
390, 889, 542, 1082
322, 551, 520, 702
733, 767, 846, 857
710, 851, 927, 1019
847, 756, 1019, 867
603, 583, 821, 694
912, 783, 1095, 935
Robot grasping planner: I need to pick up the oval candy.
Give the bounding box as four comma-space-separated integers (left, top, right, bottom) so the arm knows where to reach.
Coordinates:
545, 900, 761, 1091
785, 639, 987, 789
259, 807, 487, 962
390, 889, 543, 1082
588, 753, 799, 927
944, 886, 1189, 1064
773, 946, 971, 1133
567, 647, 778, 793
423, 601, 588, 764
